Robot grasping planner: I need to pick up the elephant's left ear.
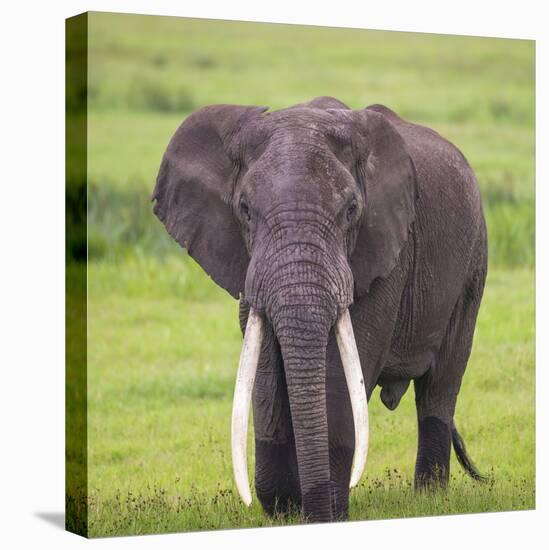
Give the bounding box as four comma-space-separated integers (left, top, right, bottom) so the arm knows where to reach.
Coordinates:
347, 105, 418, 295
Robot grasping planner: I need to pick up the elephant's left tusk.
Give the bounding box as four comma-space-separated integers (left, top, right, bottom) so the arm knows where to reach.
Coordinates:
231, 308, 265, 506
335, 309, 369, 488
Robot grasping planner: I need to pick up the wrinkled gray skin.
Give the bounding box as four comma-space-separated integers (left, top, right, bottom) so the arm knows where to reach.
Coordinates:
153, 97, 487, 523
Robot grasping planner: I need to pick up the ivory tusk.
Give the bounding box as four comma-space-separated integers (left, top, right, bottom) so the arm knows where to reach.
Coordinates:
335, 309, 369, 488
231, 308, 265, 505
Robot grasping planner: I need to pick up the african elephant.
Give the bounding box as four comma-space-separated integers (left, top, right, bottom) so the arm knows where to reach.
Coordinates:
152, 96, 487, 523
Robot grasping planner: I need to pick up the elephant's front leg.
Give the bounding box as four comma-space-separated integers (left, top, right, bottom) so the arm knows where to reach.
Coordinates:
325, 333, 355, 519
251, 328, 301, 516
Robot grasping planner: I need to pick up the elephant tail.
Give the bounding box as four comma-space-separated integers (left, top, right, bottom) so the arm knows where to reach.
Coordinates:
451, 422, 490, 482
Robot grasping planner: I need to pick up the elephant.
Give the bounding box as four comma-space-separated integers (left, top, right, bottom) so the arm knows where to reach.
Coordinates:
152, 96, 487, 523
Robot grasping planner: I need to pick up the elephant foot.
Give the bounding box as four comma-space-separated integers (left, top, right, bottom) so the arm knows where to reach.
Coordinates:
414, 416, 451, 490
256, 487, 301, 518
301, 480, 351, 523
301, 482, 333, 523
329, 480, 349, 520
255, 439, 301, 517
328, 445, 353, 520
254, 440, 353, 522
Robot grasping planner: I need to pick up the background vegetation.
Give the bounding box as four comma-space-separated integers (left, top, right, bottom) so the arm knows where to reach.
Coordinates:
79, 12, 535, 536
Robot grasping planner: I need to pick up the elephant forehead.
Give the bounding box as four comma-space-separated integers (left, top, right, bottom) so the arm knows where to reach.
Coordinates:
244, 151, 356, 212
252, 108, 351, 146
264, 106, 339, 127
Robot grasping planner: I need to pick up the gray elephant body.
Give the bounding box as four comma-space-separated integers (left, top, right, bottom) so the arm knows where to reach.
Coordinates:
153, 97, 487, 523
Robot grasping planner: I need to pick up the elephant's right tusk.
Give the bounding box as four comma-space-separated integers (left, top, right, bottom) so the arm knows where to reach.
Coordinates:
335, 309, 369, 488
231, 307, 265, 506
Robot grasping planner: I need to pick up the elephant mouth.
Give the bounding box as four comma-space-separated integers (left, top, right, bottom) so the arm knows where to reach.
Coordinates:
230, 307, 369, 506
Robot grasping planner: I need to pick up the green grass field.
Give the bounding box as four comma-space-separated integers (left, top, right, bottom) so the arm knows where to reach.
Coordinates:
75, 12, 535, 537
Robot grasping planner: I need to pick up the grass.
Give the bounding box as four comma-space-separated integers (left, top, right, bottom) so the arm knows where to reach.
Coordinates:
86, 259, 535, 536
84, 13, 534, 269
73, 12, 536, 537
86, 476, 533, 537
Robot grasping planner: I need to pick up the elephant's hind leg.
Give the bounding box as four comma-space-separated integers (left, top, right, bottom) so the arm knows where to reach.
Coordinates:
414, 414, 452, 489
413, 263, 486, 490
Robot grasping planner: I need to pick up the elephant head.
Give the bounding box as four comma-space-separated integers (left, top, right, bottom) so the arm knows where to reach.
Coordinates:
152, 97, 416, 522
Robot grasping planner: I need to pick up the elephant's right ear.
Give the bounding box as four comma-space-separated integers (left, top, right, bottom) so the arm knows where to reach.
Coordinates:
152, 104, 268, 298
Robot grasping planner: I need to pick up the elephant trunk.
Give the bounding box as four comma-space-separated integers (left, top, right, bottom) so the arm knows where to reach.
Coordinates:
273, 297, 333, 522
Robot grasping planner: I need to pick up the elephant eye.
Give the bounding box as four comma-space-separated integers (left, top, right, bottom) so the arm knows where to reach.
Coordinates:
346, 201, 358, 223
239, 199, 251, 222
